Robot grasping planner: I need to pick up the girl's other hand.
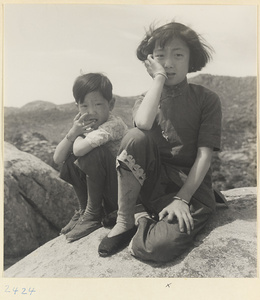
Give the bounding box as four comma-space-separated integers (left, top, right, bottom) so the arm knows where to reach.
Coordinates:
144, 54, 166, 78
158, 199, 194, 235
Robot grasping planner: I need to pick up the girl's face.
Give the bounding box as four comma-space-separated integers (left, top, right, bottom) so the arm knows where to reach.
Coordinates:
78, 91, 113, 130
153, 37, 190, 85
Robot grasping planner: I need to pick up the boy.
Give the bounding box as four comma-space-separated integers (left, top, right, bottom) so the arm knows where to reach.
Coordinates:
53, 73, 128, 242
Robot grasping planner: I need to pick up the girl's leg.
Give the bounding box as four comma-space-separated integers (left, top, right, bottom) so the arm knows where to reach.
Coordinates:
66, 146, 118, 242
107, 167, 141, 237
98, 128, 161, 256
129, 197, 213, 263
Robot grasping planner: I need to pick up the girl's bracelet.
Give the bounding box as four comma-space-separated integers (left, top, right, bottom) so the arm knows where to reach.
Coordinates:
173, 196, 190, 206
66, 134, 75, 143
153, 72, 168, 80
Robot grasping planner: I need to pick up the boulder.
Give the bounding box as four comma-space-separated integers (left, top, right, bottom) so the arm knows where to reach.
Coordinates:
4, 187, 257, 278
4, 142, 77, 267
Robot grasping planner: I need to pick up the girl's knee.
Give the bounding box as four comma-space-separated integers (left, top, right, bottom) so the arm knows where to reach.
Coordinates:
130, 219, 192, 262
121, 128, 150, 149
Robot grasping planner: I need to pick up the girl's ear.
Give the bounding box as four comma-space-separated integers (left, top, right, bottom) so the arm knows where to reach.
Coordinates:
109, 97, 115, 111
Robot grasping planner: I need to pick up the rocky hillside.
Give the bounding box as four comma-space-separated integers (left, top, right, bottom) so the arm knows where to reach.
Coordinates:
4, 74, 257, 190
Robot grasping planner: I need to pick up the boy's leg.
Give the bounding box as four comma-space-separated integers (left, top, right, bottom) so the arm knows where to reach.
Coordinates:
59, 153, 88, 234
59, 153, 88, 211
66, 146, 118, 242
129, 197, 213, 263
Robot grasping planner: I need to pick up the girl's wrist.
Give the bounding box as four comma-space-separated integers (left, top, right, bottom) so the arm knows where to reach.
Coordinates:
153, 71, 168, 80
173, 196, 190, 206
66, 132, 76, 143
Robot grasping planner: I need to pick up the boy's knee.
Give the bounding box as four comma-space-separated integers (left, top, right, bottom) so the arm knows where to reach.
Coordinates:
77, 146, 108, 164
75, 146, 109, 174
60, 153, 83, 184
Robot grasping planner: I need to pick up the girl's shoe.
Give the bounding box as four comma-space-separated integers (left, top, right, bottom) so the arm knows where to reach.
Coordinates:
102, 210, 117, 228
66, 214, 102, 242
60, 209, 85, 235
98, 226, 137, 257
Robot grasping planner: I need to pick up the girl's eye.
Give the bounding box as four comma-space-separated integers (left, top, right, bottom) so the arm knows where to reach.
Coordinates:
175, 53, 184, 58
155, 54, 164, 58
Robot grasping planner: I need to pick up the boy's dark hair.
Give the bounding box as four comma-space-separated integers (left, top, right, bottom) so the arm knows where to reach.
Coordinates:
136, 22, 213, 73
73, 73, 113, 104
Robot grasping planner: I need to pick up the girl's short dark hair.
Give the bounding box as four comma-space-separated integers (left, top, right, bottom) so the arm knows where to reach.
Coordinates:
73, 73, 113, 104
136, 22, 213, 73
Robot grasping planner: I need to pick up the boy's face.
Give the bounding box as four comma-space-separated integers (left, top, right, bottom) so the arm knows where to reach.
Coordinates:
78, 91, 113, 130
153, 37, 190, 85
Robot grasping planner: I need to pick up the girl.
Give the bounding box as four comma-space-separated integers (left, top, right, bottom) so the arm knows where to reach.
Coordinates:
98, 22, 224, 263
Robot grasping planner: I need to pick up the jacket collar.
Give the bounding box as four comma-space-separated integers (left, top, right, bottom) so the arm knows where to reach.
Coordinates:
162, 77, 188, 99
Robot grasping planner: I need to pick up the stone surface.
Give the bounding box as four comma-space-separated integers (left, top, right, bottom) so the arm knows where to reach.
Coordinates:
4, 142, 77, 265
4, 187, 257, 278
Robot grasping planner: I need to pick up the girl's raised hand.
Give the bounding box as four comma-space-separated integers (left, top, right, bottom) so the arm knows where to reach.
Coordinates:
158, 199, 194, 235
144, 54, 166, 78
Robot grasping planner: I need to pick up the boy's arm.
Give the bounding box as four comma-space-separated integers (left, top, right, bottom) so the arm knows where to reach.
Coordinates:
159, 146, 213, 234
73, 136, 94, 157
53, 112, 94, 164
73, 116, 127, 157
53, 133, 75, 164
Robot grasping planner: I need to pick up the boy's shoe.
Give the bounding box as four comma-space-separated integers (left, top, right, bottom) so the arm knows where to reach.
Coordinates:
66, 214, 102, 243
60, 209, 84, 235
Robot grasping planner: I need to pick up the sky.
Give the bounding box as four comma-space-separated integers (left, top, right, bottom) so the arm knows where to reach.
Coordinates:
3, 4, 258, 107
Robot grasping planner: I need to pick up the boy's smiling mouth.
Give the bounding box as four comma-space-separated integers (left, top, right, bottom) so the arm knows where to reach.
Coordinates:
89, 118, 98, 123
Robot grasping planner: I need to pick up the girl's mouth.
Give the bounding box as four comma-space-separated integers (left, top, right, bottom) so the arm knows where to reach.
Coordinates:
166, 72, 176, 78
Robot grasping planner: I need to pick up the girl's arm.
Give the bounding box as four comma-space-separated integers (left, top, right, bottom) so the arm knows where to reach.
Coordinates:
134, 55, 167, 130
53, 112, 94, 164
159, 146, 213, 234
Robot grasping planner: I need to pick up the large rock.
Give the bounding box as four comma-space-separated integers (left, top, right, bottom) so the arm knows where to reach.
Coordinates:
4, 142, 77, 267
4, 187, 257, 278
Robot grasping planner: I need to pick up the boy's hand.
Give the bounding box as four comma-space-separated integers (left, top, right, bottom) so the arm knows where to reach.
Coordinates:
144, 54, 166, 78
68, 112, 95, 140
158, 199, 194, 235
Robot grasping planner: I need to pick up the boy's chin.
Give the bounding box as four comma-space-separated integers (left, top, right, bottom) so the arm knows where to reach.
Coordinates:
91, 124, 99, 130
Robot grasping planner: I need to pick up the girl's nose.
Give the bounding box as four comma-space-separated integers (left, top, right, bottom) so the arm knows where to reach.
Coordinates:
163, 56, 174, 68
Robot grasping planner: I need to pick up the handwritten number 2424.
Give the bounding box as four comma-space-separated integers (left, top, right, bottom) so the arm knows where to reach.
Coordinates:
5, 285, 36, 295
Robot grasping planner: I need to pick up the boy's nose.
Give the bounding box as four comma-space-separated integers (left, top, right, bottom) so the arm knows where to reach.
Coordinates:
86, 106, 96, 115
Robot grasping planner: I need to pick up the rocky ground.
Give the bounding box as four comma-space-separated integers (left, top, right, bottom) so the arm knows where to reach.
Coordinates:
4, 187, 257, 278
